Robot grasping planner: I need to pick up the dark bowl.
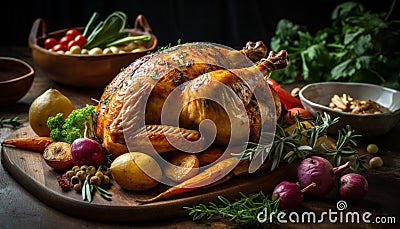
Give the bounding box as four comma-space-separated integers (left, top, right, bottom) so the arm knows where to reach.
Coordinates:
299, 82, 400, 137
0, 57, 34, 106
29, 14, 158, 89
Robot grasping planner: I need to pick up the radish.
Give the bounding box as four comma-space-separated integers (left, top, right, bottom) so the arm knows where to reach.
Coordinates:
339, 173, 368, 202
297, 156, 350, 196
272, 181, 316, 210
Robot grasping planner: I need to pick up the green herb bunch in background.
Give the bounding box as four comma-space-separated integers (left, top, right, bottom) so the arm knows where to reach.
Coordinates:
270, 1, 400, 89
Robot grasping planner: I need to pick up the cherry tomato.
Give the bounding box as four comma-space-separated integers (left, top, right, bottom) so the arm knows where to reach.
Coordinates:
74, 35, 87, 47
52, 43, 68, 52
59, 35, 74, 47
65, 29, 80, 38
44, 38, 58, 49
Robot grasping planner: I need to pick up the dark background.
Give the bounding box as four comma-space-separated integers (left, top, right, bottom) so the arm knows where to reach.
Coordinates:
2, 0, 399, 49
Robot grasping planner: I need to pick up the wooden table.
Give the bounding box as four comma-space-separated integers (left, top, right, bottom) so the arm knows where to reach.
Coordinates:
1, 46, 399, 228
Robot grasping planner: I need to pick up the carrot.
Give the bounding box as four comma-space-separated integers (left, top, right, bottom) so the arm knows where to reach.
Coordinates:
282, 107, 313, 126
137, 157, 239, 203
1, 137, 53, 152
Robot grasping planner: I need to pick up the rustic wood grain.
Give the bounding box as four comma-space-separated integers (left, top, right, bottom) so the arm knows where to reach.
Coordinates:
2, 126, 299, 222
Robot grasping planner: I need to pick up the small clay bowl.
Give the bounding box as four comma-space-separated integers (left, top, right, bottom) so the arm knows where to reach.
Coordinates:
0, 57, 34, 106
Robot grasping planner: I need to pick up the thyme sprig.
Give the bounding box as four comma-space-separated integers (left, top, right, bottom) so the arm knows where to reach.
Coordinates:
0, 116, 23, 128
184, 192, 281, 226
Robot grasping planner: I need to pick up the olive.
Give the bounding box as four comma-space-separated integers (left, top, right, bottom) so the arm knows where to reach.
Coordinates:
369, 156, 383, 169
72, 165, 80, 173
102, 175, 110, 185
73, 183, 82, 192
65, 170, 75, 179
70, 175, 80, 185
80, 165, 88, 171
76, 170, 86, 181
86, 166, 96, 176
95, 171, 104, 180
90, 175, 101, 186
367, 144, 379, 154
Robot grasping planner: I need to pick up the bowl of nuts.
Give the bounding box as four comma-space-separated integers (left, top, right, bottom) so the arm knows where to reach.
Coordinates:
29, 13, 157, 88
299, 82, 400, 137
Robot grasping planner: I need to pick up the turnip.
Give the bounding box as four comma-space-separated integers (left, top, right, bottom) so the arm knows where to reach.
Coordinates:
297, 156, 350, 196
339, 173, 368, 202
272, 181, 316, 210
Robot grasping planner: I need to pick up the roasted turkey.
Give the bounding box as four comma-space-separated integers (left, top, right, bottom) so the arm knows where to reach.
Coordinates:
96, 41, 289, 156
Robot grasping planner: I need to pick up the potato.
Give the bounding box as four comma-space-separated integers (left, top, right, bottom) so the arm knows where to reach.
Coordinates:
110, 152, 162, 191
164, 152, 199, 183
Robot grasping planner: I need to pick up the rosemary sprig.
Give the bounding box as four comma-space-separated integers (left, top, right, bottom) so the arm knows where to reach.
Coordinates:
320, 125, 367, 171
184, 192, 281, 226
235, 112, 339, 171
0, 116, 23, 128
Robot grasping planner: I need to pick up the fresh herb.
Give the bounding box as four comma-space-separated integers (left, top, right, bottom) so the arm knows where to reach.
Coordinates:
235, 112, 366, 172
0, 116, 22, 128
82, 176, 112, 202
184, 192, 281, 226
270, 1, 400, 89
47, 105, 97, 143
320, 125, 367, 171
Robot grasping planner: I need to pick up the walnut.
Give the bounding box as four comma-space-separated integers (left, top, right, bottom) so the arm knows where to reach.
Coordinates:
328, 93, 390, 114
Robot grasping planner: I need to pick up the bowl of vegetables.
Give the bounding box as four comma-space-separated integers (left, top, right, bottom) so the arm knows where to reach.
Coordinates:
299, 82, 400, 137
29, 12, 157, 88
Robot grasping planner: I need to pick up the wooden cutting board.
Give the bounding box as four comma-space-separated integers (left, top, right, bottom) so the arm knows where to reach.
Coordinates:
1, 126, 298, 222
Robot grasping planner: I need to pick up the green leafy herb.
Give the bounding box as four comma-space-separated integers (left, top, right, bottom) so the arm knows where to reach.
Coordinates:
184, 192, 281, 226
47, 105, 97, 143
0, 116, 22, 128
235, 112, 366, 172
270, 1, 400, 89
82, 171, 112, 202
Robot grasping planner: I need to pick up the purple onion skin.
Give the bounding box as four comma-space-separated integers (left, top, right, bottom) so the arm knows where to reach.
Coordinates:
339, 173, 368, 202
272, 181, 303, 210
71, 138, 106, 167
297, 156, 349, 196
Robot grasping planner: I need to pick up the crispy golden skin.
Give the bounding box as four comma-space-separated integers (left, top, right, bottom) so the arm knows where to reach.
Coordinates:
96, 42, 288, 156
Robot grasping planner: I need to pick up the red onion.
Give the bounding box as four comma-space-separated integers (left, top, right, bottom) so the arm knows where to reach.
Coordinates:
297, 156, 350, 196
272, 181, 316, 210
71, 138, 106, 166
339, 173, 368, 202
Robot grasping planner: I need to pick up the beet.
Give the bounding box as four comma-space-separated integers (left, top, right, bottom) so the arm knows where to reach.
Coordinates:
297, 156, 350, 196
339, 173, 368, 202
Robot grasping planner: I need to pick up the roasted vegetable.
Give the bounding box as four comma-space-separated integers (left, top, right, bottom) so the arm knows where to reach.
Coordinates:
2, 137, 53, 152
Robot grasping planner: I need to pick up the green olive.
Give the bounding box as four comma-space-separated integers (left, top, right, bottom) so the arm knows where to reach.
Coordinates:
65, 170, 75, 179
69, 45, 81, 54
367, 144, 379, 154
86, 166, 96, 176
73, 183, 82, 192
72, 165, 80, 173
76, 170, 86, 181
70, 175, 80, 185
102, 175, 110, 185
80, 165, 88, 171
369, 156, 383, 168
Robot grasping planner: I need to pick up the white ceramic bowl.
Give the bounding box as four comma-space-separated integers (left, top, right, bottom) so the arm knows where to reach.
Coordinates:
299, 82, 400, 137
